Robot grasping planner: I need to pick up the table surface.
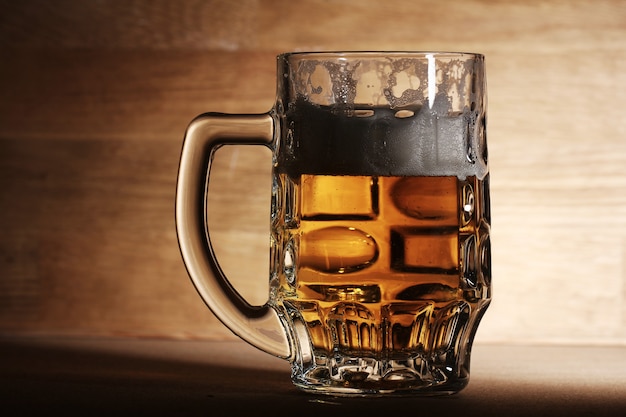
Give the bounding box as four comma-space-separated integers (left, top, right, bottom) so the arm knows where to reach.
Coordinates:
1, 336, 625, 416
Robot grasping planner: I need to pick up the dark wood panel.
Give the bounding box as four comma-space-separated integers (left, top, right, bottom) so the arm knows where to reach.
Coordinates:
0, 0, 263, 50
0, 138, 196, 336
0, 133, 273, 336
0, 49, 276, 140
2, 0, 623, 53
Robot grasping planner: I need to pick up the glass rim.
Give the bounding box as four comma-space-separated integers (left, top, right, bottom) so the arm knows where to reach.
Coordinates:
278, 51, 484, 60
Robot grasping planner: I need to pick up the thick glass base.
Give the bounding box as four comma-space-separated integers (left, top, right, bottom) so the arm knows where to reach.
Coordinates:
291, 353, 469, 397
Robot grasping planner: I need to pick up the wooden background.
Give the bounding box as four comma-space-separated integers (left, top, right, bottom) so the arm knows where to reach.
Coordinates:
1, 0, 625, 346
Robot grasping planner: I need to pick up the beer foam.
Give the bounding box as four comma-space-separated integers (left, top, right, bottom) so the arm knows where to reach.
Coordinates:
293, 54, 483, 111
281, 54, 488, 179
278, 99, 488, 179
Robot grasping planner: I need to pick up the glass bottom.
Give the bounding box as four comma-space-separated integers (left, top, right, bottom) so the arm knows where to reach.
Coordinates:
291, 353, 469, 397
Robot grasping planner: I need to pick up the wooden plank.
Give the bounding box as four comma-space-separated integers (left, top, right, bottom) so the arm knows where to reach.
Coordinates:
0, 49, 276, 140
1, 0, 624, 53
0, 136, 273, 337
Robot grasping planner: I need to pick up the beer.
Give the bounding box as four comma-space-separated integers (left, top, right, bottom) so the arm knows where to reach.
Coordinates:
270, 100, 490, 389
272, 172, 490, 387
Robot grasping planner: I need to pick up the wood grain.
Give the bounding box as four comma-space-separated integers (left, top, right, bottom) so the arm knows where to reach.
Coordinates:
1, 0, 625, 344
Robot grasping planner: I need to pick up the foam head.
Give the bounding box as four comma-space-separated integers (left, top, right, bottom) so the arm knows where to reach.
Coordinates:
276, 52, 488, 178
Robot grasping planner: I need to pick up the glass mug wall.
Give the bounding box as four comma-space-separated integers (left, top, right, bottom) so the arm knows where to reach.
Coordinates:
176, 52, 491, 396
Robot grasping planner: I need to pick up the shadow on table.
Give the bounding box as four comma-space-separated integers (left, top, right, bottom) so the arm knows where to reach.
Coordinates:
0, 339, 623, 417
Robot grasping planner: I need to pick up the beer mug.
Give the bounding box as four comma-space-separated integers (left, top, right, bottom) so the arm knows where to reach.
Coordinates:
176, 52, 491, 396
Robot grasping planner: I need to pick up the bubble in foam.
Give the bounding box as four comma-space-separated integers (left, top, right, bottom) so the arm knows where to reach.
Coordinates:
394, 109, 415, 119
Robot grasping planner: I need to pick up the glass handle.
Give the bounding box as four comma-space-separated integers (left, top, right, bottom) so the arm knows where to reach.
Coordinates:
176, 112, 291, 359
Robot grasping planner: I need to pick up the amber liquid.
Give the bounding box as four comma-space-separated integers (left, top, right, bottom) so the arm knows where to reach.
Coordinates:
273, 173, 491, 366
